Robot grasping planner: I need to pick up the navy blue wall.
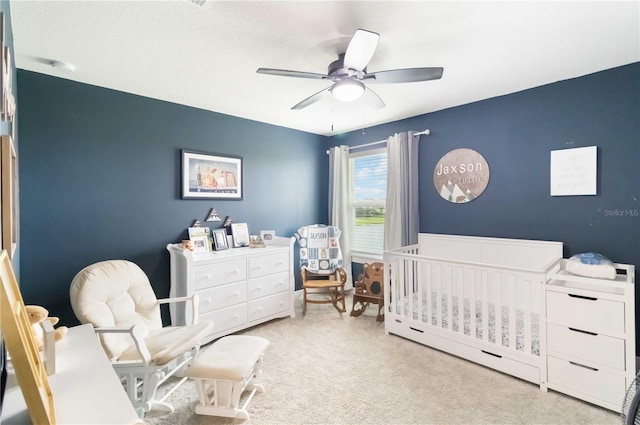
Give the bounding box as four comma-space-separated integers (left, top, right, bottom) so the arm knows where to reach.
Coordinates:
333, 62, 640, 344
18, 71, 328, 325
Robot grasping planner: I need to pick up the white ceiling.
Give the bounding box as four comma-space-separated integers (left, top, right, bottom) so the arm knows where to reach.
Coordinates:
10, 1, 640, 136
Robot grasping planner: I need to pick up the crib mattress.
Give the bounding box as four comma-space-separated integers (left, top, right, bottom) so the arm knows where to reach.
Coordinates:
395, 293, 540, 355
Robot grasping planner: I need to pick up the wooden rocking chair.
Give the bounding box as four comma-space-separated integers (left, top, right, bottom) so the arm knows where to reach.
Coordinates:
295, 224, 347, 315
350, 261, 384, 322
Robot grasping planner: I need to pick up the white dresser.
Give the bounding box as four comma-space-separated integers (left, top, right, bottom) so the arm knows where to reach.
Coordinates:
167, 236, 295, 343
545, 259, 635, 412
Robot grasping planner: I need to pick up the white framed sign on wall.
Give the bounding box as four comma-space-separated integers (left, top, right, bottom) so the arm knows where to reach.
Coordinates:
550, 146, 597, 196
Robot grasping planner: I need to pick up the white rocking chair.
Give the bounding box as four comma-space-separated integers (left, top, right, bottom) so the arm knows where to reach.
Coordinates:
69, 260, 214, 415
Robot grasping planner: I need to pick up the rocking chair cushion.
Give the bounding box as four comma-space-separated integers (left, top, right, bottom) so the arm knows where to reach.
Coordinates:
119, 320, 214, 365
70, 260, 164, 360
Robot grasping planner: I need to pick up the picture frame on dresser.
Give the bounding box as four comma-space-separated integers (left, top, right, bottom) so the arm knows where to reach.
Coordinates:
188, 226, 212, 253
260, 230, 276, 245
181, 150, 243, 200
231, 222, 250, 248
212, 228, 229, 251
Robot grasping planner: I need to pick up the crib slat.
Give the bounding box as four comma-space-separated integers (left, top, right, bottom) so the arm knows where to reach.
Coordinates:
404, 259, 412, 318
470, 268, 478, 339
495, 271, 502, 346
509, 274, 517, 350
445, 265, 453, 331
422, 262, 430, 324
435, 264, 442, 327
456, 266, 464, 335
397, 258, 406, 317
482, 271, 489, 342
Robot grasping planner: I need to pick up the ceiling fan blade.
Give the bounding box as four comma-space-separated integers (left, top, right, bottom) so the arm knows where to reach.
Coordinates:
257, 68, 328, 80
291, 87, 332, 110
365, 67, 444, 84
343, 28, 380, 72
361, 86, 385, 109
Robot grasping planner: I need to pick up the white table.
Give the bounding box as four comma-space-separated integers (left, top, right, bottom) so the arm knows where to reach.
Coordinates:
1, 324, 141, 424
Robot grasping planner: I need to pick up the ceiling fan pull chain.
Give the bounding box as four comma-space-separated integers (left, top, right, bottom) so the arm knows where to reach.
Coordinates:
331, 103, 334, 132
362, 112, 366, 135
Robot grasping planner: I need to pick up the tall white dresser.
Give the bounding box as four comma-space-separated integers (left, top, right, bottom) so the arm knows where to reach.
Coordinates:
545, 259, 635, 413
167, 236, 295, 343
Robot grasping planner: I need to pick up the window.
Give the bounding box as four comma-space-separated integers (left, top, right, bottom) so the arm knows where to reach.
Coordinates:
350, 148, 387, 255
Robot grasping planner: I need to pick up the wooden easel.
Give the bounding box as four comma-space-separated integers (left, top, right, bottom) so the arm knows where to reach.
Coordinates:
0, 250, 55, 424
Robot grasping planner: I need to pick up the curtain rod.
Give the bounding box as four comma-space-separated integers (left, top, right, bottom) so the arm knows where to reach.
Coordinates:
326, 129, 430, 154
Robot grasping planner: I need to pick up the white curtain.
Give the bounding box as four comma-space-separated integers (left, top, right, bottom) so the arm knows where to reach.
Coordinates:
384, 131, 420, 250
328, 145, 353, 290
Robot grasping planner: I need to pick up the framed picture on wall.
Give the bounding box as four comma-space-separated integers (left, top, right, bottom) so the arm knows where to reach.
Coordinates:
181, 150, 243, 200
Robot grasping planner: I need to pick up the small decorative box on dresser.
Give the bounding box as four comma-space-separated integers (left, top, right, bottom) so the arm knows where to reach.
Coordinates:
545, 259, 635, 413
167, 236, 295, 344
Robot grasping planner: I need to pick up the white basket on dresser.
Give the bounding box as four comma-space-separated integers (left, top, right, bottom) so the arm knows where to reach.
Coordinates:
545, 259, 635, 413
167, 236, 295, 344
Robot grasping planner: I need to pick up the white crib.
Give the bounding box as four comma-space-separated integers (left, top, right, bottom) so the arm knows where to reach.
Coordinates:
384, 233, 563, 388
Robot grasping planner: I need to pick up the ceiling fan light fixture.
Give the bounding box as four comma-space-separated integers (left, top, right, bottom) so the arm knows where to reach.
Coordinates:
331, 79, 365, 102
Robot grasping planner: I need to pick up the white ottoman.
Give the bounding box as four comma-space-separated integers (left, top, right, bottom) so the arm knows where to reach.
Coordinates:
185, 335, 269, 420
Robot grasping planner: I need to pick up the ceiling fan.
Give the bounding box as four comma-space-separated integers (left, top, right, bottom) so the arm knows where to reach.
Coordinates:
256, 28, 443, 110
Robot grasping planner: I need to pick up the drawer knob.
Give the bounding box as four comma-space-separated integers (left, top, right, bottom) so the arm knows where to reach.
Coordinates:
202, 298, 211, 305
203, 274, 211, 280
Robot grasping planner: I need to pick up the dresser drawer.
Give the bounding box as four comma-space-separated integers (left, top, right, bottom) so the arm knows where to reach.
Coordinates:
248, 291, 290, 322
547, 323, 625, 370
547, 355, 625, 408
249, 253, 289, 278
194, 259, 246, 289
248, 271, 290, 300
546, 291, 624, 335
200, 303, 247, 335
197, 282, 246, 314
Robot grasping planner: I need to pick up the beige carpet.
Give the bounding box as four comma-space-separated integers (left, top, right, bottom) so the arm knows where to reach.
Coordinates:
144, 293, 619, 425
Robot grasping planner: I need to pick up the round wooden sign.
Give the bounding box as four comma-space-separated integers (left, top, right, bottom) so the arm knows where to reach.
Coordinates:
433, 148, 490, 203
